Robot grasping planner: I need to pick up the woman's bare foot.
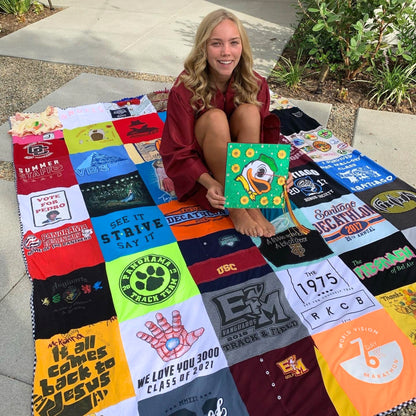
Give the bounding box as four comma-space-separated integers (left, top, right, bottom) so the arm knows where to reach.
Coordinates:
228, 208, 264, 237
247, 209, 275, 237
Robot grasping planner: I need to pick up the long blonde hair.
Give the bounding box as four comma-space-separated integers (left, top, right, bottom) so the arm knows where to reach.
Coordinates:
180, 9, 261, 113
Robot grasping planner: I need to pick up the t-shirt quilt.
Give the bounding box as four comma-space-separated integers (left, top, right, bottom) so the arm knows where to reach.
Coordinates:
9, 92, 416, 416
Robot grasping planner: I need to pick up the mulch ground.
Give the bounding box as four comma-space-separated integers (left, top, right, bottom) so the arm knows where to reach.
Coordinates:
0, 4, 59, 38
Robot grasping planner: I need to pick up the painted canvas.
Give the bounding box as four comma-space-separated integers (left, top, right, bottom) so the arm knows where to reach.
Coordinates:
224, 142, 291, 209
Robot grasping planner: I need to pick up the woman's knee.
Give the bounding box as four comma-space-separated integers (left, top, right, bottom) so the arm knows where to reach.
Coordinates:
195, 109, 230, 147
233, 103, 260, 121
230, 104, 261, 140
198, 108, 228, 127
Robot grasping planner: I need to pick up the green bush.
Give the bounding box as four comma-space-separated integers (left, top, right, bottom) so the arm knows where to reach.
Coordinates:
369, 62, 416, 108
0, 0, 32, 15
396, 5, 416, 64
32, 0, 43, 14
271, 49, 310, 89
292, 9, 342, 73
295, 0, 415, 80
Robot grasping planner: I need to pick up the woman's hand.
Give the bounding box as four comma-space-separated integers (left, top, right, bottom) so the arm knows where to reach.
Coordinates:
286, 171, 294, 191
198, 172, 226, 210
206, 181, 226, 210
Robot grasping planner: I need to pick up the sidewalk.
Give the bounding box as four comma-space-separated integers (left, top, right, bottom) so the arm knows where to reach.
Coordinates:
0, 0, 296, 77
0, 1, 414, 415
353, 108, 416, 188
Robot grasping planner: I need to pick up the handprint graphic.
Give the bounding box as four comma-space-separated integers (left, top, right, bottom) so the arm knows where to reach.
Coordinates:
137, 310, 204, 361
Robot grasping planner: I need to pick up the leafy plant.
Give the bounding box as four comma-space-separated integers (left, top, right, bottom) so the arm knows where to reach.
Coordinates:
270, 49, 310, 89
291, 13, 341, 72
396, 4, 416, 63
295, 0, 415, 80
369, 62, 416, 108
32, 0, 43, 14
0, 0, 32, 16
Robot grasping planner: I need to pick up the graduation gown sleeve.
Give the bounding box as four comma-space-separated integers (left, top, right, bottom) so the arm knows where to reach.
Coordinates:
256, 74, 281, 144
159, 84, 210, 204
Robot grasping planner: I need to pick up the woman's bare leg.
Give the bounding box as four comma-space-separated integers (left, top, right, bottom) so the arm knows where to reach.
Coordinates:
230, 104, 276, 237
195, 109, 264, 237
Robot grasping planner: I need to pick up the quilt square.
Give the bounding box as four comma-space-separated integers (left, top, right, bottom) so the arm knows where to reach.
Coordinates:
91, 206, 175, 262
188, 246, 268, 286
120, 295, 228, 401
12, 129, 64, 145
287, 161, 350, 208
137, 368, 249, 415
340, 231, 416, 296
286, 126, 354, 162
230, 337, 339, 416
355, 178, 416, 230
313, 309, 416, 416
159, 200, 234, 241
80, 171, 154, 218
32, 262, 115, 339
376, 283, 416, 347
279, 136, 314, 168
113, 113, 164, 144
403, 226, 416, 247
58, 103, 110, 129
17, 185, 90, 235
105, 242, 200, 321
178, 229, 256, 266
136, 160, 177, 205
202, 271, 309, 366
14, 138, 77, 194
302, 193, 398, 254
317, 149, 395, 192
64, 121, 122, 153
32, 319, 135, 416
69, 145, 137, 185
252, 207, 333, 271
22, 219, 103, 280
124, 138, 161, 164
275, 256, 381, 334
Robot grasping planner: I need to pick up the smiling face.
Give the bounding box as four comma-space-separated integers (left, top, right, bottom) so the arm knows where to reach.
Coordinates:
206, 18, 242, 88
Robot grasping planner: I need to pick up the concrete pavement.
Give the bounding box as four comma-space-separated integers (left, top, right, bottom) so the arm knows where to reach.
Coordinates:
0, 1, 414, 415
0, 0, 296, 77
353, 108, 416, 188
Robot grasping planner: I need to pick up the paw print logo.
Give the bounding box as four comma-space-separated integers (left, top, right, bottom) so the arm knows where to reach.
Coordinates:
120, 254, 180, 305
135, 265, 165, 291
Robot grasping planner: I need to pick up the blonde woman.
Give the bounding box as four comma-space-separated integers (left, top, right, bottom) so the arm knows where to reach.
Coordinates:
160, 9, 292, 238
